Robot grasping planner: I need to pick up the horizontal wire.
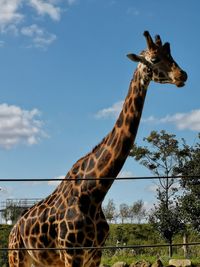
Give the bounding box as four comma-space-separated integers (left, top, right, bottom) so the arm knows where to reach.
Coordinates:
1, 242, 200, 251
0, 175, 200, 182
1, 179, 200, 254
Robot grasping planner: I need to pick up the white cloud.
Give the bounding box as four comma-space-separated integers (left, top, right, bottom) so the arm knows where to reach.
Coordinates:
142, 115, 156, 123
0, 0, 77, 49
95, 100, 200, 133
0, 0, 23, 30
146, 183, 157, 193
143, 109, 200, 131
21, 24, 56, 48
0, 103, 46, 149
67, 0, 77, 5
143, 200, 154, 212
117, 170, 134, 178
21, 23, 43, 36
0, 186, 8, 195
146, 180, 181, 195
127, 7, 140, 16
3, 24, 19, 35
160, 110, 200, 131
0, 40, 5, 47
48, 175, 65, 186
28, 0, 61, 21
95, 101, 123, 119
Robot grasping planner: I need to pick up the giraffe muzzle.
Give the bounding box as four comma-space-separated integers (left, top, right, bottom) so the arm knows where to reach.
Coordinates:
176, 70, 188, 87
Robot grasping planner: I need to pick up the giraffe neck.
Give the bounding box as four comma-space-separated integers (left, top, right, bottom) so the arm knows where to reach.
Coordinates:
101, 63, 152, 178
62, 63, 152, 204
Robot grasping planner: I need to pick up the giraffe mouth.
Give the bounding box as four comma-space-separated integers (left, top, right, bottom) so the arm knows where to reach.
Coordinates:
176, 81, 185, 87
175, 71, 187, 87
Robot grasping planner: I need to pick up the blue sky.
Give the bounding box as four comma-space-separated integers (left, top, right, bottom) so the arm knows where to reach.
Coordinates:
0, 0, 200, 213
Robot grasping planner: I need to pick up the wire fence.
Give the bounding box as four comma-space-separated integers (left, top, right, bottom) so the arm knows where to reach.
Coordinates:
1, 242, 200, 252
1, 175, 200, 254
0, 174, 200, 182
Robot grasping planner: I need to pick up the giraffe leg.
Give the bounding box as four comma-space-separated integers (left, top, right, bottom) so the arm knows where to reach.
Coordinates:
30, 260, 45, 267
9, 249, 34, 267
62, 252, 84, 267
8, 225, 34, 267
92, 251, 102, 267
8, 227, 23, 267
85, 250, 102, 267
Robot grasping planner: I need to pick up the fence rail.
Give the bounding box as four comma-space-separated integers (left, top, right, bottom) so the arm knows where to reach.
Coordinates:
1, 175, 200, 182
1, 242, 200, 251
1, 175, 200, 254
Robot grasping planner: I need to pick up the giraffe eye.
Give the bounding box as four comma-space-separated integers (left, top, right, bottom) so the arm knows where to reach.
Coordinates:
151, 57, 161, 64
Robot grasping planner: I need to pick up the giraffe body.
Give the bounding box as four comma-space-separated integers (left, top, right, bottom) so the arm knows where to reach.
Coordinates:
8, 31, 187, 267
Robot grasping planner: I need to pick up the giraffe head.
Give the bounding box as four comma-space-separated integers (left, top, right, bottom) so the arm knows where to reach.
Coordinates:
127, 31, 187, 87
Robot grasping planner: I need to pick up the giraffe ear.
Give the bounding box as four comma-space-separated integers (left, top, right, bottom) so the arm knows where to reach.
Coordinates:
163, 42, 171, 54
127, 53, 142, 62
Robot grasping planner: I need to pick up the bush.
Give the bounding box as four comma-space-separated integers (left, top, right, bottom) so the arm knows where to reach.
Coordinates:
0, 224, 12, 267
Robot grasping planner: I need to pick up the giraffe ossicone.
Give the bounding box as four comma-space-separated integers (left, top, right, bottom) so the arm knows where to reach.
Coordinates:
8, 31, 187, 267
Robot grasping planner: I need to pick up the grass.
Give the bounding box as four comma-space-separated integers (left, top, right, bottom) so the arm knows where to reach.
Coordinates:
1, 223, 200, 266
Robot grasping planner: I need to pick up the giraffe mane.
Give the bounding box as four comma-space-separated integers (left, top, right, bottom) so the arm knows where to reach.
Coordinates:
73, 136, 107, 167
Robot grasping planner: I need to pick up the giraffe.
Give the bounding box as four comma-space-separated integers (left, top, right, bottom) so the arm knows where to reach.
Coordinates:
8, 31, 187, 267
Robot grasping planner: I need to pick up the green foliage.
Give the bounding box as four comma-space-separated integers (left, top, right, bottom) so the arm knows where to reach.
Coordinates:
104, 223, 162, 258
103, 199, 146, 224
102, 223, 200, 265
178, 134, 200, 232
130, 130, 191, 256
107, 223, 159, 244
2, 204, 25, 224
102, 199, 117, 223
2, 223, 200, 266
149, 199, 185, 244
130, 200, 146, 224
0, 224, 12, 267
130, 130, 190, 177
119, 203, 130, 223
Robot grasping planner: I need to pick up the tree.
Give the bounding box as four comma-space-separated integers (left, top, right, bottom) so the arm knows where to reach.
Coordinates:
130, 130, 190, 256
0, 225, 12, 267
149, 190, 184, 257
102, 199, 117, 223
119, 203, 129, 223
177, 134, 200, 232
129, 200, 146, 223
2, 204, 25, 224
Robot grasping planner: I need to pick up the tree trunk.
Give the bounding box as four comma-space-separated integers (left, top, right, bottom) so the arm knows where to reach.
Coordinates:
169, 240, 173, 258
183, 231, 189, 258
